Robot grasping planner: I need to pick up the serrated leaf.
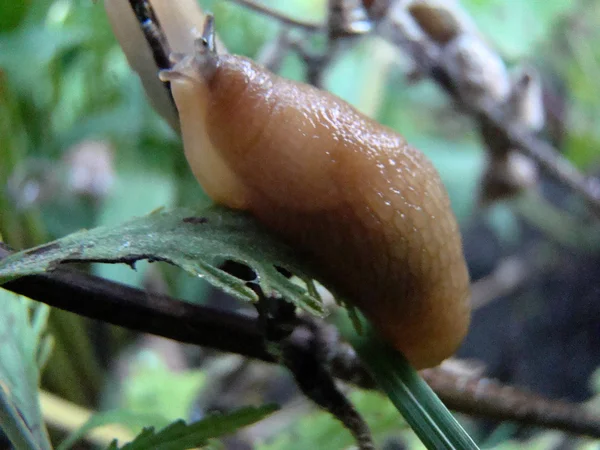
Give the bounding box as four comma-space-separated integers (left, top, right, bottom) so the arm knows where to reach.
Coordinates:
0, 206, 324, 316
0, 288, 53, 450
57, 409, 169, 450
106, 405, 278, 450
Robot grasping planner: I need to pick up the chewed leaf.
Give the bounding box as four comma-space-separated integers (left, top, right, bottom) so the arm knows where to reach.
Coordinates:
0, 206, 324, 316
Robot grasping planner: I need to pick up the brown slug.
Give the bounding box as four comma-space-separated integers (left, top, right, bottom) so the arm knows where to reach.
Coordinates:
157, 15, 471, 369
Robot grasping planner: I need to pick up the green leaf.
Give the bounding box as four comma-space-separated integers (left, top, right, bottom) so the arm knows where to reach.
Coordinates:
0, 288, 53, 450
341, 319, 479, 450
57, 409, 169, 450
104, 405, 278, 450
91, 168, 178, 290
0, 205, 324, 315
258, 390, 409, 450
122, 356, 205, 424
0, 388, 43, 450
461, 0, 576, 59
0, 0, 30, 31
0, 25, 90, 104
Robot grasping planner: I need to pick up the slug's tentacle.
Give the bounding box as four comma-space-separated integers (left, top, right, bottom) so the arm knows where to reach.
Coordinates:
159, 14, 219, 85
201, 14, 217, 54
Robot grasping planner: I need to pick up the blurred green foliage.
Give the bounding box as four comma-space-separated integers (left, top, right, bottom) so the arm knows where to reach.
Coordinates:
0, 289, 52, 450
258, 390, 412, 450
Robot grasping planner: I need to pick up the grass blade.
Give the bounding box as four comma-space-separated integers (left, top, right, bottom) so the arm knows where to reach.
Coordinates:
344, 323, 479, 450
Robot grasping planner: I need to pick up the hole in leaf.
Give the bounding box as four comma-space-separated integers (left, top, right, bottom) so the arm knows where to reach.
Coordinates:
275, 266, 293, 278
182, 216, 208, 224
220, 260, 257, 282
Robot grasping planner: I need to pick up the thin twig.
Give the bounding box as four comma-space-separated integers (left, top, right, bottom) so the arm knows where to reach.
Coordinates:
377, 6, 600, 218
482, 106, 600, 217
127, 0, 174, 101
226, 0, 322, 31
2, 246, 600, 438
275, 313, 375, 449
328, 339, 600, 438
0, 246, 272, 363
470, 245, 559, 311
228, 0, 371, 88
127, 0, 172, 69
421, 367, 600, 438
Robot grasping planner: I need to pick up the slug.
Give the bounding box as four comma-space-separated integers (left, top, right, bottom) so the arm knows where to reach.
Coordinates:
158, 16, 471, 369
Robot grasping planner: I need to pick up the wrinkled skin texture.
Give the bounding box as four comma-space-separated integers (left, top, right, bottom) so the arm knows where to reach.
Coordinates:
168, 54, 471, 369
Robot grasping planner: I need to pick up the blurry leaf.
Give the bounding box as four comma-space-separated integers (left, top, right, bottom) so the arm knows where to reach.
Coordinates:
0, 206, 324, 315
564, 131, 600, 169
0, 25, 90, 102
0, 288, 52, 450
55, 72, 153, 147
260, 0, 325, 22
0, 388, 43, 450
487, 432, 563, 450
202, 440, 225, 450
0, 0, 30, 32
461, 0, 575, 59
325, 38, 395, 117
57, 409, 168, 450
200, 0, 279, 57
515, 191, 600, 251
122, 356, 204, 424
103, 405, 277, 450
259, 390, 410, 450
483, 204, 521, 246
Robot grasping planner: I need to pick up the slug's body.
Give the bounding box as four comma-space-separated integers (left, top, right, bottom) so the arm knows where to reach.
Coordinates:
161, 23, 471, 369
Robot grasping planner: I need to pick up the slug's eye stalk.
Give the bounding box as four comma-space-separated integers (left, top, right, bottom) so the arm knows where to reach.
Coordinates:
159, 14, 219, 84
199, 13, 216, 53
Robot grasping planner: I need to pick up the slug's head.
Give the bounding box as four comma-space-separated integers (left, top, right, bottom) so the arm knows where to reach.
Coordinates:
159, 14, 219, 86
159, 14, 252, 209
